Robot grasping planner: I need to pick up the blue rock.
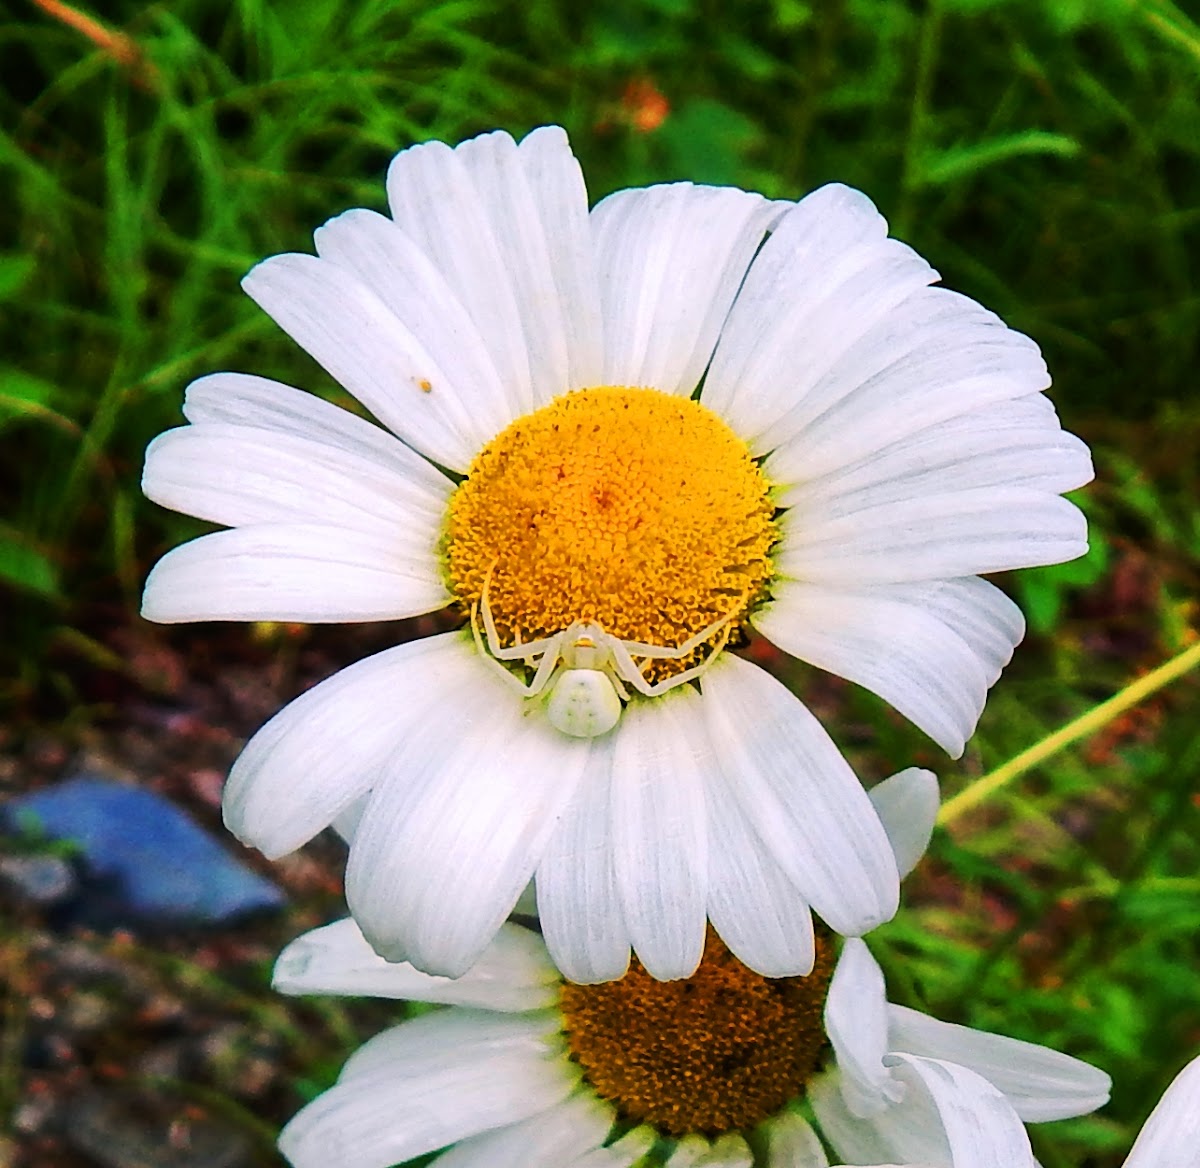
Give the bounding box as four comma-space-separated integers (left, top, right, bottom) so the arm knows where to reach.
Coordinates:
2, 776, 286, 928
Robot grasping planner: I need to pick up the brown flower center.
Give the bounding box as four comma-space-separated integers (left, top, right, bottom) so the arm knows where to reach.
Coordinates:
559, 929, 835, 1137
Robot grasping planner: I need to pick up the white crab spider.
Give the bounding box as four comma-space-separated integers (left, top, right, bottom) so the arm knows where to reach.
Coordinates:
470, 578, 735, 739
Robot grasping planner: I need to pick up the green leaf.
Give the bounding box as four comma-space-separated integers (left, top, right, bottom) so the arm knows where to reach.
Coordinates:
0, 532, 60, 599
916, 131, 1082, 187
0, 367, 55, 419
0, 253, 35, 301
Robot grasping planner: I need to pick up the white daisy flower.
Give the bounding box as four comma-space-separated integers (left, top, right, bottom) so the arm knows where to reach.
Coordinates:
1119, 1054, 1200, 1168
270, 771, 1110, 1168
141, 125, 1092, 982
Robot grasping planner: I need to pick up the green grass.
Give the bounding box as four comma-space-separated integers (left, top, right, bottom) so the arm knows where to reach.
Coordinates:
4, 0, 1200, 1163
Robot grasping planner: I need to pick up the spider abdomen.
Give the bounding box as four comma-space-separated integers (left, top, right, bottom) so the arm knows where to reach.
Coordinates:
547, 669, 623, 737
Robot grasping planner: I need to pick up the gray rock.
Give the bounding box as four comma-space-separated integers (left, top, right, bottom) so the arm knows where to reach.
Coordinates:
2, 775, 285, 929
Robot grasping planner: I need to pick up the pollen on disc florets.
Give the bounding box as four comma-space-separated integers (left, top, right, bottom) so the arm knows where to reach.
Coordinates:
443, 387, 776, 681
559, 930, 836, 1137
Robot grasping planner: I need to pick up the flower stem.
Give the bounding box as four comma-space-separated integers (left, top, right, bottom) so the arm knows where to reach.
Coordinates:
938, 639, 1200, 826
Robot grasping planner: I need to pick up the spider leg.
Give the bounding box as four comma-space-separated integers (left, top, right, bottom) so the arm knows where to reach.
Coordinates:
471, 609, 540, 695
605, 665, 631, 702
619, 611, 737, 660
480, 565, 559, 660
524, 644, 564, 698
611, 624, 733, 696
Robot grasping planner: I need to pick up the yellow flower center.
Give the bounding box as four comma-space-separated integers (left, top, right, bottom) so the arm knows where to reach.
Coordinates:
444, 387, 776, 681
559, 930, 835, 1137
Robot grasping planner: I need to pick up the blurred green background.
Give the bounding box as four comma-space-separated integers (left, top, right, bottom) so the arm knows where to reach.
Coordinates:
3, 0, 1200, 1165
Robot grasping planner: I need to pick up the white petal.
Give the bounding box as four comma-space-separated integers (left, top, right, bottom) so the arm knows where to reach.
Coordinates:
753, 282, 1049, 469
698, 655, 899, 936
808, 1070, 904, 1166
345, 659, 592, 976
705, 183, 938, 449
667, 1133, 754, 1168
272, 918, 558, 1013
181, 372, 455, 497
703, 753, 816, 978
536, 735, 632, 984
278, 1011, 572, 1168
769, 392, 1093, 508
144, 421, 449, 533
223, 633, 473, 859
887, 1004, 1111, 1122
593, 183, 777, 395
332, 795, 367, 844
517, 125, 605, 389
754, 577, 1025, 756
453, 128, 599, 403
611, 688, 708, 980
313, 207, 517, 434
776, 486, 1087, 584
570, 1128, 656, 1168
886, 1054, 1039, 1168
242, 252, 492, 471
386, 134, 537, 416
142, 522, 448, 624
760, 1110, 830, 1168
811, 1056, 1039, 1168
1124, 1055, 1200, 1168
868, 769, 939, 879
825, 939, 903, 1117
339, 1009, 557, 1081
430, 1094, 614, 1168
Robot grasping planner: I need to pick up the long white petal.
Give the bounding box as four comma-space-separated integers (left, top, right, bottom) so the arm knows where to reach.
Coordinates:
705, 183, 937, 449
142, 523, 448, 624
593, 183, 777, 396
387, 133, 558, 416
537, 735, 632, 984
242, 252, 495, 471
222, 633, 473, 859
429, 1094, 614, 1168
808, 1070, 904, 1166
313, 207, 516, 431
811, 1056, 1039, 1168
278, 1011, 572, 1168
517, 126, 605, 390
887, 1004, 1111, 1122
825, 939, 902, 1118
868, 769, 939, 880
611, 688, 708, 981
776, 486, 1087, 584
453, 128, 596, 404
345, 660, 591, 976
1124, 1055, 1200, 1168
769, 392, 1093, 508
885, 1054, 1039, 1168
699, 655, 899, 936
339, 1009, 557, 1081
753, 283, 1049, 468
144, 421, 449, 532
181, 372, 455, 497
272, 918, 558, 1013
754, 577, 1025, 756
703, 751, 816, 978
